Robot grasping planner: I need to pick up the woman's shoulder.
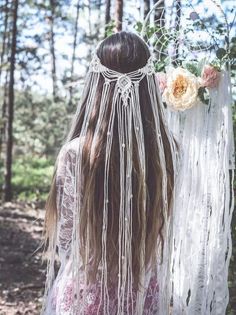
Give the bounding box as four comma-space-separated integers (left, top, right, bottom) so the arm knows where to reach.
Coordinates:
56, 137, 86, 166
60, 136, 86, 155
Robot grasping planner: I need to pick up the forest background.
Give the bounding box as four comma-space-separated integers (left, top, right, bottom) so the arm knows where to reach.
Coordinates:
0, 0, 235, 314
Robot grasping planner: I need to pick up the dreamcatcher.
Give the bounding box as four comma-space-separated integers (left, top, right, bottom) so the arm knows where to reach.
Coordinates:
140, 1, 235, 314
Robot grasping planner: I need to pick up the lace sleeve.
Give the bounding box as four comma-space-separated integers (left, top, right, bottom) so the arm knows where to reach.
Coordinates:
56, 144, 77, 256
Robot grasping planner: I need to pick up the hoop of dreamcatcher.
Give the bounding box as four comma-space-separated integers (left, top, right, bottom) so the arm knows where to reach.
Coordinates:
140, 0, 231, 71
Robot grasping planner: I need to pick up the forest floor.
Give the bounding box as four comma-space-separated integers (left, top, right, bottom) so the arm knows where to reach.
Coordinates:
0, 201, 46, 315
0, 201, 235, 315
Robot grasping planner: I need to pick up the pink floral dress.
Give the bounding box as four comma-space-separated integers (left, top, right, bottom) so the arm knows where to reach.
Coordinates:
43, 138, 159, 315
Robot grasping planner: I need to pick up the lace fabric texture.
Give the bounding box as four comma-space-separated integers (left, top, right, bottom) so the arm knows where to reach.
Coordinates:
56, 142, 77, 256
43, 138, 160, 315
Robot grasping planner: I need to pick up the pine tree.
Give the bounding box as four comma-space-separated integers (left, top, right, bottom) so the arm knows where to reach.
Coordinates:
68, 0, 80, 108
105, 0, 111, 36
4, 0, 19, 201
49, 0, 57, 102
0, 0, 10, 155
115, 0, 123, 32
144, 0, 150, 20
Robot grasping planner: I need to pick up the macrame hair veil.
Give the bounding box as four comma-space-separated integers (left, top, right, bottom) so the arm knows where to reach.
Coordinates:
41, 33, 179, 315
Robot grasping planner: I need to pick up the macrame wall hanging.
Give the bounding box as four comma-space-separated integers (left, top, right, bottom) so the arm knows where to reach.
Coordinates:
141, 0, 235, 314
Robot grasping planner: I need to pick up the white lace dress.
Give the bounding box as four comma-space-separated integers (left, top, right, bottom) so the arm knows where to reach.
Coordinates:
43, 138, 159, 315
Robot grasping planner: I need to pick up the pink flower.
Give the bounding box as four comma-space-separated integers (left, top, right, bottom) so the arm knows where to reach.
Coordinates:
155, 72, 167, 94
201, 65, 220, 89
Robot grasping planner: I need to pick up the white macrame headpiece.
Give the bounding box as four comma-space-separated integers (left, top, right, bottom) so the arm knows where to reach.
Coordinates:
88, 51, 156, 103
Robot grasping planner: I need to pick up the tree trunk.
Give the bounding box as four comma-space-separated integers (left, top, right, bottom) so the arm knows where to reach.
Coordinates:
49, 0, 57, 102
105, 0, 111, 36
96, 0, 103, 39
97, 0, 102, 28
0, 0, 9, 83
68, 0, 80, 108
0, 0, 9, 155
0, 70, 9, 156
115, 0, 123, 32
4, 0, 18, 202
144, 0, 150, 20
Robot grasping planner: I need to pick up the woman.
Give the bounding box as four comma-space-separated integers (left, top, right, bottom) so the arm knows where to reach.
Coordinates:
41, 31, 176, 315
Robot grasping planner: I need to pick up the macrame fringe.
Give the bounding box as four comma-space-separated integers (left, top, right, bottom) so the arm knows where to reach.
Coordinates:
69, 52, 176, 315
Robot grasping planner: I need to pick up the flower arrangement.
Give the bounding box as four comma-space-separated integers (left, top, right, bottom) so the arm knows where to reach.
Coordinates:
156, 62, 221, 111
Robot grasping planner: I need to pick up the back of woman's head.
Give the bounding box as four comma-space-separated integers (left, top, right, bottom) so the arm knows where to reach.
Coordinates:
44, 31, 174, 291
97, 31, 150, 73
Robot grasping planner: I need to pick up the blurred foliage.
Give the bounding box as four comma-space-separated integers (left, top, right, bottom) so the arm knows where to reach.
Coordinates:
14, 90, 72, 156
0, 156, 54, 201
105, 20, 116, 38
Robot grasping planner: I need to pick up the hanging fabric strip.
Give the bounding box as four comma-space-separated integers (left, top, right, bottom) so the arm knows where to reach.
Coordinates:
166, 69, 235, 315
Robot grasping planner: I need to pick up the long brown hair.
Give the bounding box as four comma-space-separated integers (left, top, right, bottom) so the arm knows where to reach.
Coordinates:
43, 31, 174, 289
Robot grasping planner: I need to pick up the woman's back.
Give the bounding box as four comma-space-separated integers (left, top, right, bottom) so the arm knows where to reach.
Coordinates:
41, 32, 176, 315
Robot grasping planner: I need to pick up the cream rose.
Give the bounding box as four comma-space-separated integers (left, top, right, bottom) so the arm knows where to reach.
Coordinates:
163, 67, 200, 111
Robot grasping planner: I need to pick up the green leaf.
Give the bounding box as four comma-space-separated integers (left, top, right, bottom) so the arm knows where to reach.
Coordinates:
105, 20, 116, 38
155, 61, 165, 72
216, 48, 227, 60
135, 21, 143, 33
209, 61, 221, 71
198, 87, 209, 105
185, 63, 200, 76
